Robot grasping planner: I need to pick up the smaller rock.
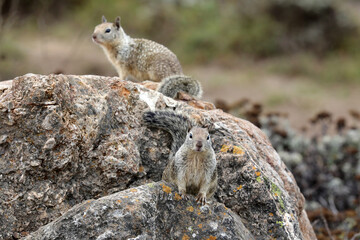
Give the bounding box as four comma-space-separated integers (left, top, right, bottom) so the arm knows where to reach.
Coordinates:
26, 182, 254, 240
5, 101, 14, 110
30, 160, 41, 167
43, 138, 56, 150
140, 80, 159, 91
0, 135, 8, 144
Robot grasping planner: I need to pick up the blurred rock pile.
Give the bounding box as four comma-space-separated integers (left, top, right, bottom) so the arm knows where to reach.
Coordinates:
230, 0, 357, 56
267, 0, 356, 53
216, 99, 360, 239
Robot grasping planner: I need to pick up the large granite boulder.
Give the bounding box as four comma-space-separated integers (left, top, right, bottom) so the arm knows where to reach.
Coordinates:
0, 74, 316, 239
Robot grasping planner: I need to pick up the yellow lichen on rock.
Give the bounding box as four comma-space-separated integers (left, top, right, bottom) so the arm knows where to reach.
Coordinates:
220, 144, 231, 153
186, 206, 194, 212
161, 184, 172, 194
174, 193, 182, 200
233, 146, 244, 155
182, 234, 190, 240
221, 144, 244, 155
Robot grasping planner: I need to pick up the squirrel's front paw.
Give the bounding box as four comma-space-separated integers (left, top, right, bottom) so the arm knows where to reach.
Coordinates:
179, 190, 189, 200
196, 193, 207, 206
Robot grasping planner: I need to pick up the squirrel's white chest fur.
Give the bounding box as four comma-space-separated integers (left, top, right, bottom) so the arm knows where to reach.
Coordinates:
101, 28, 134, 78
179, 151, 215, 188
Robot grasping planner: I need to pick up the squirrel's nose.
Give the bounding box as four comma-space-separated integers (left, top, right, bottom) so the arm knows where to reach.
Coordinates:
92, 34, 97, 40
196, 141, 203, 149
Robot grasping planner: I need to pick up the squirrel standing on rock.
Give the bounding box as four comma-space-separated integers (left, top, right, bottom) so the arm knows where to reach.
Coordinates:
143, 110, 217, 205
92, 16, 202, 99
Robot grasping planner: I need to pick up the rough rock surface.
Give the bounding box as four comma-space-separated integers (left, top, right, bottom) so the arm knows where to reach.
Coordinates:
26, 181, 254, 240
0, 74, 316, 239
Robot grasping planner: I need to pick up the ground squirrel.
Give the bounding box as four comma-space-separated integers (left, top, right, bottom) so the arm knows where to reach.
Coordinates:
92, 16, 202, 99
143, 110, 217, 205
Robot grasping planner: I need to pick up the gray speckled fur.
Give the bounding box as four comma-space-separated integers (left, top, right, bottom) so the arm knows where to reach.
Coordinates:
157, 75, 203, 99
93, 17, 202, 98
142, 110, 192, 154
143, 110, 217, 203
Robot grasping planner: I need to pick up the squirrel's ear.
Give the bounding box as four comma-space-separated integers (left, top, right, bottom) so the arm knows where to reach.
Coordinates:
204, 123, 216, 134
187, 124, 192, 133
102, 16, 107, 23
115, 16, 121, 29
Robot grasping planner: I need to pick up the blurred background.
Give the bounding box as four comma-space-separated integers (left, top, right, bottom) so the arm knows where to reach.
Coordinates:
0, 0, 359, 238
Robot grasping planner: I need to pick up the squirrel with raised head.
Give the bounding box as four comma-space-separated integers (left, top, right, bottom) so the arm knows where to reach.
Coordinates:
92, 16, 202, 99
143, 110, 217, 205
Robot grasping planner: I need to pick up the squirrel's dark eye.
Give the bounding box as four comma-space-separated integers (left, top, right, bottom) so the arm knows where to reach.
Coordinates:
105, 29, 111, 33
207, 135, 210, 140
189, 133, 193, 139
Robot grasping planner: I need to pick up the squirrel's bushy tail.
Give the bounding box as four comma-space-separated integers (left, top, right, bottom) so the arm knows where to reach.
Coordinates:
157, 75, 203, 99
143, 110, 192, 154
